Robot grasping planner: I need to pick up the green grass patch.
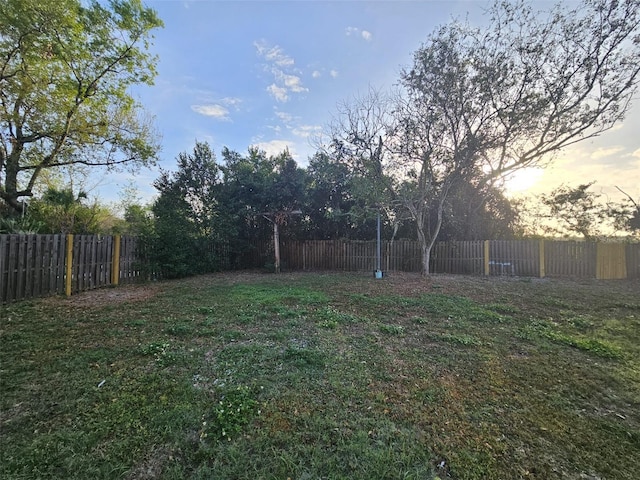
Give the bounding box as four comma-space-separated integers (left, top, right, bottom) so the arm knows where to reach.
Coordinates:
379, 323, 405, 335
438, 332, 482, 346
522, 320, 623, 359
1, 274, 639, 479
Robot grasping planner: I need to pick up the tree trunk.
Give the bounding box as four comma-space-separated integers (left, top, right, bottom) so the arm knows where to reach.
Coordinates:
416, 221, 432, 276
414, 190, 447, 277
2, 144, 28, 213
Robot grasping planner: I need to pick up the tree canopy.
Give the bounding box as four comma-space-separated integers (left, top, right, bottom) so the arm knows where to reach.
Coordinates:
325, 0, 640, 274
0, 0, 163, 213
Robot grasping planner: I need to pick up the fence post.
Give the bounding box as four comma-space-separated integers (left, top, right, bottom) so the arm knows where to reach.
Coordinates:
483, 240, 490, 276
539, 239, 545, 278
65, 234, 73, 297
111, 235, 121, 286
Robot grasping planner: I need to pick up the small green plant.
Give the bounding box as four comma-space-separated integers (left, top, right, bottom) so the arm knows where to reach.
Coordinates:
165, 323, 194, 336
317, 306, 362, 325
566, 314, 595, 330
318, 318, 339, 329
283, 346, 325, 370
439, 333, 481, 346
379, 323, 405, 335
201, 385, 259, 440
484, 302, 519, 315
140, 341, 177, 367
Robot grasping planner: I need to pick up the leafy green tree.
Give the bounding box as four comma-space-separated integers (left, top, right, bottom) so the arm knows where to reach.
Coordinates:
305, 150, 393, 240
0, 0, 163, 213
217, 147, 308, 270
26, 187, 117, 234
610, 187, 640, 235
438, 175, 522, 241
323, 88, 404, 241
305, 152, 356, 239
219, 147, 307, 238
0, 214, 42, 233
539, 183, 604, 240
151, 141, 223, 278
112, 181, 153, 236
523, 183, 640, 239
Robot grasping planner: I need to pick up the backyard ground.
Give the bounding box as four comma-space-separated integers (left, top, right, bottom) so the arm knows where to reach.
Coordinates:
1, 272, 639, 479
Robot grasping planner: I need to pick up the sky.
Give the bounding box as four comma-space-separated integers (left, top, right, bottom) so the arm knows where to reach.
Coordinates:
93, 0, 640, 209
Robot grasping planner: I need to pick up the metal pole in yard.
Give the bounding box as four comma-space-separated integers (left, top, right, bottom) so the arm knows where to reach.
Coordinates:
377, 212, 381, 272
375, 211, 383, 278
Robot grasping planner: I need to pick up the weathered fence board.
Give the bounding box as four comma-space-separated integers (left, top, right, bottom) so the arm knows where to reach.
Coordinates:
490, 240, 540, 277
545, 241, 597, 278
0, 234, 67, 303
120, 236, 142, 283
627, 243, 640, 279
596, 243, 627, 280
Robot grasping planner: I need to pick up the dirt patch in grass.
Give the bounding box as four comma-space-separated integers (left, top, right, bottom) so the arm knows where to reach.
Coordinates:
125, 445, 176, 480
42, 283, 163, 308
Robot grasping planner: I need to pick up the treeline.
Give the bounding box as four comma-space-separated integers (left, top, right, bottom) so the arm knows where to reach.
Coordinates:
2, 139, 638, 279
137, 141, 530, 277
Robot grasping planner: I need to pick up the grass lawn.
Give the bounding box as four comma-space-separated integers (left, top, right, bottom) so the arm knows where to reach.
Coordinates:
1, 272, 639, 479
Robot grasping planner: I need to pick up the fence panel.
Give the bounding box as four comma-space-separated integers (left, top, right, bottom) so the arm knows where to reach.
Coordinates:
430, 241, 483, 275
3, 235, 638, 304
626, 243, 640, 278
489, 240, 540, 276
0, 234, 67, 303
545, 240, 597, 278
384, 240, 421, 272
120, 236, 141, 283
70, 235, 113, 293
626, 243, 640, 279
596, 243, 627, 280
345, 241, 373, 272
280, 240, 303, 271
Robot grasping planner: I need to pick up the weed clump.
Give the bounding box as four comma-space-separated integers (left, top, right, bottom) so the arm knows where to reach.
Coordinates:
200, 385, 259, 441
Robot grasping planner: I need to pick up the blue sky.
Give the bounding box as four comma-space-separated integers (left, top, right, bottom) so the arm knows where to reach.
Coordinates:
96, 0, 640, 208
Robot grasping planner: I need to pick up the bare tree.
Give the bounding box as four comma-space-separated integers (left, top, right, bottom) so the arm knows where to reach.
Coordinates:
323, 87, 405, 238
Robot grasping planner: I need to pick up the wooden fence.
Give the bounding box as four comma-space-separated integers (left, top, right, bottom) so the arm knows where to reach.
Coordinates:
2, 235, 638, 304
1, 234, 142, 304
273, 239, 640, 280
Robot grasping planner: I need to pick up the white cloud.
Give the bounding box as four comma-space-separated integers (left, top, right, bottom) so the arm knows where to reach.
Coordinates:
590, 146, 625, 160
330, 70, 339, 78
252, 140, 297, 159
220, 97, 242, 108
267, 84, 288, 102
632, 148, 640, 159
191, 104, 230, 120
275, 110, 294, 123
255, 39, 307, 103
254, 40, 294, 67
345, 26, 372, 41
312, 70, 321, 78
278, 72, 308, 93
292, 125, 322, 138
345, 26, 358, 36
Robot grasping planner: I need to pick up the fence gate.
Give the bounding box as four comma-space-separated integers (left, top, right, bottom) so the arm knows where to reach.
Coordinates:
596, 243, 627, 280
